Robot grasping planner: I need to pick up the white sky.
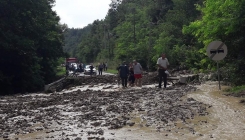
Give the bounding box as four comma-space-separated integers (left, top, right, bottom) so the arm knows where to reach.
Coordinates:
52, 0, 112, 28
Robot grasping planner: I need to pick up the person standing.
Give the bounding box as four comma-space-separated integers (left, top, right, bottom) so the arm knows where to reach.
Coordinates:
102, 62, 105, 71
89, 64, 94, 76
71, 64, 75, 72
105, 62, 108, 71
128, 63, 135, 87
81, 63, 84, 72
157, 53, 170, 88
78, 63, 82, 72
65, 62, 69, 76
69, 63, 72, 71
118, 61, 129, 88
133, 60, 143, 87
98, 63, 103, 75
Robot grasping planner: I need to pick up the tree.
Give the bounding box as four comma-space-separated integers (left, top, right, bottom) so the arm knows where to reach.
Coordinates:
64, 0, 204, 71
183, 0, 245, 85
0, 0, 64, 94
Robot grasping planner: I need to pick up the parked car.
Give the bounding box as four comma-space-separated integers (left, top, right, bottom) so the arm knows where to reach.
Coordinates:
84, 65, 97, 75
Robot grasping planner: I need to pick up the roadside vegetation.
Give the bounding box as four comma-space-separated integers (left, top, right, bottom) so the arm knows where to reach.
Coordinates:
64, 0, 245, 88
225, 85, 245, 96
106, 69, 118, 74
0, 0, 67, 95
224, 85, 245, 105
1, 0, 245, 94
65, 0, 245, 101
225, 85, 245, 95
55, 57, 66, 77
56, 66, 66, 77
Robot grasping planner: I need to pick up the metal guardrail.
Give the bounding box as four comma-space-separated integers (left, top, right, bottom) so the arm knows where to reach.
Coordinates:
44, 77, 66, 91
44, 70, 79, 91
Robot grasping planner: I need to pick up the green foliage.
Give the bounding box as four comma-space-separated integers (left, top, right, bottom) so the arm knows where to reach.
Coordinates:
225, 85, 245, 94
106, 69, 118, 74
0, 0, 64, 94
63, 0, 204, 71
63, 27, 91, 57
63, 0, 245, 86
153, 0, 203, 68
56, 66, 66, 77
184, 0, 245, 85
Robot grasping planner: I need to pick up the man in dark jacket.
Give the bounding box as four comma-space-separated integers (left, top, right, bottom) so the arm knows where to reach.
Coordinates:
98, 63, 104, 75
65, 62, 70, 76
118, 61, 129, 88
89, 64, 94, 76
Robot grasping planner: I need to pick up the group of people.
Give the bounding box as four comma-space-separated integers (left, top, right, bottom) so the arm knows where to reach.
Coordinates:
117, 60, 143, 88
118, 53, 170, 89
98, 62, 108, 75
65, 62, 84, 73
65, 53, 170, 88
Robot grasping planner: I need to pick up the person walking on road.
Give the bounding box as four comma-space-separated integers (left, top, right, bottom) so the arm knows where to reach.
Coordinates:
133, 60, 143, 87
118, 61, 129, 88
98, 63, 103, 75
157, 53, 170, 88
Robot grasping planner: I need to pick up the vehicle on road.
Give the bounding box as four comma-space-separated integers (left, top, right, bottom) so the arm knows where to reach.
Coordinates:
84, 65, 97, 75
66, 58, 78, 63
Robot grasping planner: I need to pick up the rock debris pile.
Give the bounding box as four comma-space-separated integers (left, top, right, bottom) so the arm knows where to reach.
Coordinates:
0, 84, 209, 139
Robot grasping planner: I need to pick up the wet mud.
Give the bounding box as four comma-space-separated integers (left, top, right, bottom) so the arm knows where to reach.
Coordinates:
187, 82, 245, 140
0, 81, 245, 140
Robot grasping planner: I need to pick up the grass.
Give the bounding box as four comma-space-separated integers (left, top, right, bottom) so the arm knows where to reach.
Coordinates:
224, 85, 245, 94
224, 85, 245, 105
56, 66, 66, 76
106, 69, 118, 74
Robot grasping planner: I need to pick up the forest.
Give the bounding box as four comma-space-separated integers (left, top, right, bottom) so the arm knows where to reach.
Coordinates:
1, 0, 245, 94
64, 0, 245, 86
0, 0, 66, 94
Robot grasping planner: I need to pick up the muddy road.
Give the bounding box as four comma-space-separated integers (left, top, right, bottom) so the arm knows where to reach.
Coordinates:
0, 81, 245, 140
187, 82, 245, 140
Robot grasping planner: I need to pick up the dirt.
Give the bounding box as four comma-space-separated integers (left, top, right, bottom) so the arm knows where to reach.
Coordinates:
187, 82, 245, 140
225, 91, 245, 98
0, 80, 245, 140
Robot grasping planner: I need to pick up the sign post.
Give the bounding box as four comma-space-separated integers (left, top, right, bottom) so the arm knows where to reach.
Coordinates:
206, 41, 228, 90
217, 61, 221, 90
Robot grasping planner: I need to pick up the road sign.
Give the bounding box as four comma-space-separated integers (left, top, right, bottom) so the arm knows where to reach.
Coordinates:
206, 41, 228, 61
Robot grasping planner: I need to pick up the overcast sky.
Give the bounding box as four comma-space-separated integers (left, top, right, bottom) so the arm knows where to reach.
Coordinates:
52, 0, 112, 28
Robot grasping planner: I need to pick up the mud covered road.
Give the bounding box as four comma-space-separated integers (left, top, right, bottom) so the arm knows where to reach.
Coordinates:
0, 81, 245, 140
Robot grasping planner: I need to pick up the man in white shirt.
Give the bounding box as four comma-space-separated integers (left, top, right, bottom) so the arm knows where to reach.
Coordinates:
157, 53, 170, 88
